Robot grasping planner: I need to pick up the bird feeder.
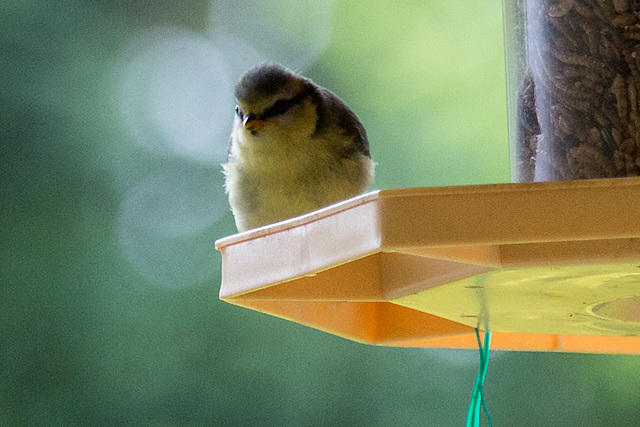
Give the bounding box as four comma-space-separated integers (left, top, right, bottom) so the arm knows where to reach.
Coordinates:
216, 1, 640, 354
503, 0, 640, 182
216, 177, 640, 354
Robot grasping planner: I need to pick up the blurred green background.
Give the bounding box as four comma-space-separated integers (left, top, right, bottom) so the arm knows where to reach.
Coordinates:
4, 0, 640, 425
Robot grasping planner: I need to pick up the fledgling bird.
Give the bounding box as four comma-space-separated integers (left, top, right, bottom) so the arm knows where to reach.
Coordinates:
223, 63, 375, 232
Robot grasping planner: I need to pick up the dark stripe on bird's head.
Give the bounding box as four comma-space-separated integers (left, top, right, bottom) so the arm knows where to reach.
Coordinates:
236, 85, 314, 123
260, 88, 310, 120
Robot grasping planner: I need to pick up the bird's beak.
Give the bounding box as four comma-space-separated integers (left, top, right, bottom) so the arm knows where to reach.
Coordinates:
242, 114, 257, 128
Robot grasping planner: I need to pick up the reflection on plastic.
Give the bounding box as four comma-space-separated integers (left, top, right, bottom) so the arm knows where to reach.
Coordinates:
395, 264, 640, 337
592, 296, 640, 324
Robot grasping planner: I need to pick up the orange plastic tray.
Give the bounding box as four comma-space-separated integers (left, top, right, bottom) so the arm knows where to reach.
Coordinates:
216, 177, 640, 354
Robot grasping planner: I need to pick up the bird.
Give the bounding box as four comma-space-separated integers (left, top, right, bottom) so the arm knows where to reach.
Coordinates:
223, 62, 375, 232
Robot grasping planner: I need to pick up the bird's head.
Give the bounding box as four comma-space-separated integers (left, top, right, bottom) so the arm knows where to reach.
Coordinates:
233, 63, 317, 141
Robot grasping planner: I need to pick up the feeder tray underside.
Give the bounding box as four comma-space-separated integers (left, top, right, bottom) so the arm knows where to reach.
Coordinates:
216, 177, 640, 354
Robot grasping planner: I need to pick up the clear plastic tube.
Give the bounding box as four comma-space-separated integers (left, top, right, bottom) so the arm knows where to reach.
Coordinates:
504, 0, 640, 182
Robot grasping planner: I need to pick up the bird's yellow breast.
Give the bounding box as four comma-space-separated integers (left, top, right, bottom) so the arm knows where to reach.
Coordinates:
224, 128, 373, 231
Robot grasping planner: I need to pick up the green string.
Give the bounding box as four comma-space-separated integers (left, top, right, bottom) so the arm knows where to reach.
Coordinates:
465, 328, 492, 427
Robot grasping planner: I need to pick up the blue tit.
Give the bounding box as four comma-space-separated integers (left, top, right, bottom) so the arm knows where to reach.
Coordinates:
223, 63, 375, 232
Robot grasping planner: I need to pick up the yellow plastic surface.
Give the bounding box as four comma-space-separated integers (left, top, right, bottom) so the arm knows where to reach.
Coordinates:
215, 177, 640, 354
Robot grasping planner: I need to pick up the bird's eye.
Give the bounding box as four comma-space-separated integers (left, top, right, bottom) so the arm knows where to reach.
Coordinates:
235, 106, 243, 117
